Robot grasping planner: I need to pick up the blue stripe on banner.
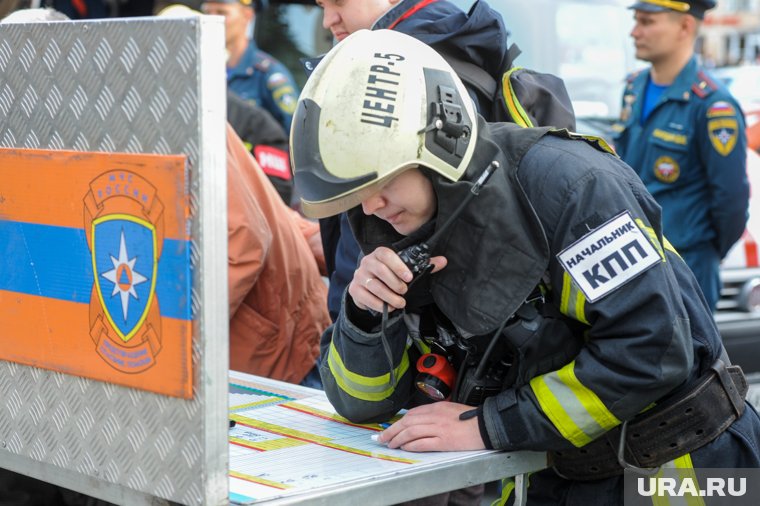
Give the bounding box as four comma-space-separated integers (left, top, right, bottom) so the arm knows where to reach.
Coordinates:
0, 220, 191, 321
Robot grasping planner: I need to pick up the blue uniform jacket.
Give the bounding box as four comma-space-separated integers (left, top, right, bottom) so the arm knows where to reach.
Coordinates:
322, 0, 509, 319
613, 57, 749, 259
227, 40, 299, 133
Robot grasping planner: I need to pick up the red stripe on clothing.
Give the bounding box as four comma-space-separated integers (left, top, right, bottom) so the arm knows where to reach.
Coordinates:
745, 233, 759, 268
387, 0, 439, 30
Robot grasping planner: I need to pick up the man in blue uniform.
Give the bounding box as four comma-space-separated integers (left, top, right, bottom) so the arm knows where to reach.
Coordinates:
614, 0, 749, 311
202, 0, 299, 132
292, 29, 760, 505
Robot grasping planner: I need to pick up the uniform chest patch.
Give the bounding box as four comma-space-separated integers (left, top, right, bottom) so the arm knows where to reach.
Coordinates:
557, 211, 661, 303
653, 155, 680, 183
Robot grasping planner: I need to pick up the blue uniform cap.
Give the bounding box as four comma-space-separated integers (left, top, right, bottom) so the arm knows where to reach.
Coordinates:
629, 0, 716, 19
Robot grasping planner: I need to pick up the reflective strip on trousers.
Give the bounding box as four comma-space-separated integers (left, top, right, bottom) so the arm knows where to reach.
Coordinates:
649, 453, 705, 506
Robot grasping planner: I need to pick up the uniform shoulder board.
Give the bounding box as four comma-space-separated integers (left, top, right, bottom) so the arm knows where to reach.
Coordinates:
691, 70, 718, 99
625, 69, 642, 84
552, 130, 617, 156
254, 53, 272, 72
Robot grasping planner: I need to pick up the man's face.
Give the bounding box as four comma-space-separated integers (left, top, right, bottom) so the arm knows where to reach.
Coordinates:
360, 168, 437, 236
202, 2, 253, 48
317, 0, 397, 42
630, 10, 685, 63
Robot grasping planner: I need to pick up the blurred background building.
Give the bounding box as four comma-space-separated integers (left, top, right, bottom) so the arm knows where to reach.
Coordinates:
703, 0, 760, 65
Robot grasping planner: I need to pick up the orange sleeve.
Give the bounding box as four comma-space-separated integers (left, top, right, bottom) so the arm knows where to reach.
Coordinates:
290, 208, 327, 276
227, 125, 272, 316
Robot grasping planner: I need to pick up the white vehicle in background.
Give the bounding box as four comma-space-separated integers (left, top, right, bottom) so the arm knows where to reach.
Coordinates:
717, 148, 760, 370
262, 0, 760, 372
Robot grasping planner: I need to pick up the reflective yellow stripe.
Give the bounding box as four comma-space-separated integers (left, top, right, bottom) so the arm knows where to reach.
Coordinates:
530, 361, 621, 447
663, 236, 681, 258
587, 135, 617, 155
560, 272, 588, 324
502, 67, 533, 128
327, 339, 410, 401
640, 0, 690, 12
492, 471, 535, 506
492, 477, 515, 506
636, 219, 666, 262
414, 339, 432, 355
650, 454, 705, 506
567, 131, 617, 155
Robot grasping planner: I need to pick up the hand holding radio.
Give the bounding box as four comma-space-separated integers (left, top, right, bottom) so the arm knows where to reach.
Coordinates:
348, 246, 447, 313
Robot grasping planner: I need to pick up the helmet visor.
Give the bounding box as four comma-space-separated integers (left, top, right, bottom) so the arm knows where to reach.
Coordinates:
292, 98, 402, 218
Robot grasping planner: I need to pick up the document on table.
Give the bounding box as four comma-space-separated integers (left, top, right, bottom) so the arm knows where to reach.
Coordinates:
228, 372, 496, 504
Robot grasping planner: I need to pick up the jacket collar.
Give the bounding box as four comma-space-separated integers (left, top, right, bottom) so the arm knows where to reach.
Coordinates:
631, 55, 699, 103
227, 39, 260, 78
372, 0, 439, 30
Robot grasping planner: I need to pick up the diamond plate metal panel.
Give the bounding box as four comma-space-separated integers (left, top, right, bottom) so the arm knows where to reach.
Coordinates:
0, 17, 227, 505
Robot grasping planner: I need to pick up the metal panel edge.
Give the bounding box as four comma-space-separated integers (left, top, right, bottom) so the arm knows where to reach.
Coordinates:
196, 15, 230, 506
0, 16, 229, 505
244, 451, 547, 505
1, 451, 163, 506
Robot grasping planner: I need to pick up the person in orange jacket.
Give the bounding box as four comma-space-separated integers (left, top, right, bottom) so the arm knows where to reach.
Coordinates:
226, 124, 330, 384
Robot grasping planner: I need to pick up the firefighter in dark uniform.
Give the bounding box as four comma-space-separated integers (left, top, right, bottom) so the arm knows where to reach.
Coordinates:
613, 0, 749, 311
202, 0, 299, 132
290, 30, 760, 505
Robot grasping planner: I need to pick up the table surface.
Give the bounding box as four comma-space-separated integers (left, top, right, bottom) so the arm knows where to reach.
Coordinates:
228, 372, 548, 505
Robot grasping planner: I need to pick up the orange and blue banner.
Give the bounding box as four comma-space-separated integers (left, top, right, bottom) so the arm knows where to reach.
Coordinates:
0, 148, 193, 398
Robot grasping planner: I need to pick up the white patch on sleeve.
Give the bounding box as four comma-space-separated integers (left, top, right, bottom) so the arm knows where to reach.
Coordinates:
557, 211, 660, 303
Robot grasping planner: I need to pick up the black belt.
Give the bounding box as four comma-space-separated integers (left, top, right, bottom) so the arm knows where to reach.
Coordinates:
549, 359, 748, 481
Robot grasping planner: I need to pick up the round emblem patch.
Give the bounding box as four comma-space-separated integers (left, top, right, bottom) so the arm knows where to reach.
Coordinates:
653, 156, 680, 183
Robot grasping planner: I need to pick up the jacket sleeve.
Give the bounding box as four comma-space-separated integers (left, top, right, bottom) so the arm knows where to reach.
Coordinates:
226, 125, 272, 316
697, 94, 749, 258
262, 61, 299, 133
483, 153, 694, 451
320, 293, 415, 423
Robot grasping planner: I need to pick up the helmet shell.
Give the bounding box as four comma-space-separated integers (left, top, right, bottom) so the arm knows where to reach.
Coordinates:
291, 29, 477, 218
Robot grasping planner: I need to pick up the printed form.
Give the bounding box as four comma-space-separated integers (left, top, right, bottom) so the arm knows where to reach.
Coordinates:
228, 372, 495, 504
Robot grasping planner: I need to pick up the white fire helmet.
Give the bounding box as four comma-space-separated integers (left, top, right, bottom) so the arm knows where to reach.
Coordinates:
290, 29, 477, 219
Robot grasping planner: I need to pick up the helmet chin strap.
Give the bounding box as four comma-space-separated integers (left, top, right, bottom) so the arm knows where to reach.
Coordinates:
425, 159, 500, 251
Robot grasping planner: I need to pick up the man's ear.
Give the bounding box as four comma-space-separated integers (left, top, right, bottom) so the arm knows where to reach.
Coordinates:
244, 5, 255, 23
681, 13, 698, 39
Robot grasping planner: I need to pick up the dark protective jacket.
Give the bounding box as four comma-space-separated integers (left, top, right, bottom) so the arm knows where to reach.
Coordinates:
320, 0, 509, 319
613, 57, 749, 310
227, 90, 293, 205
319, 120, 760, 503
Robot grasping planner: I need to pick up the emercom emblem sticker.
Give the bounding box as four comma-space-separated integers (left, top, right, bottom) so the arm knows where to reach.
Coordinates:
557, 211, 660, 303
